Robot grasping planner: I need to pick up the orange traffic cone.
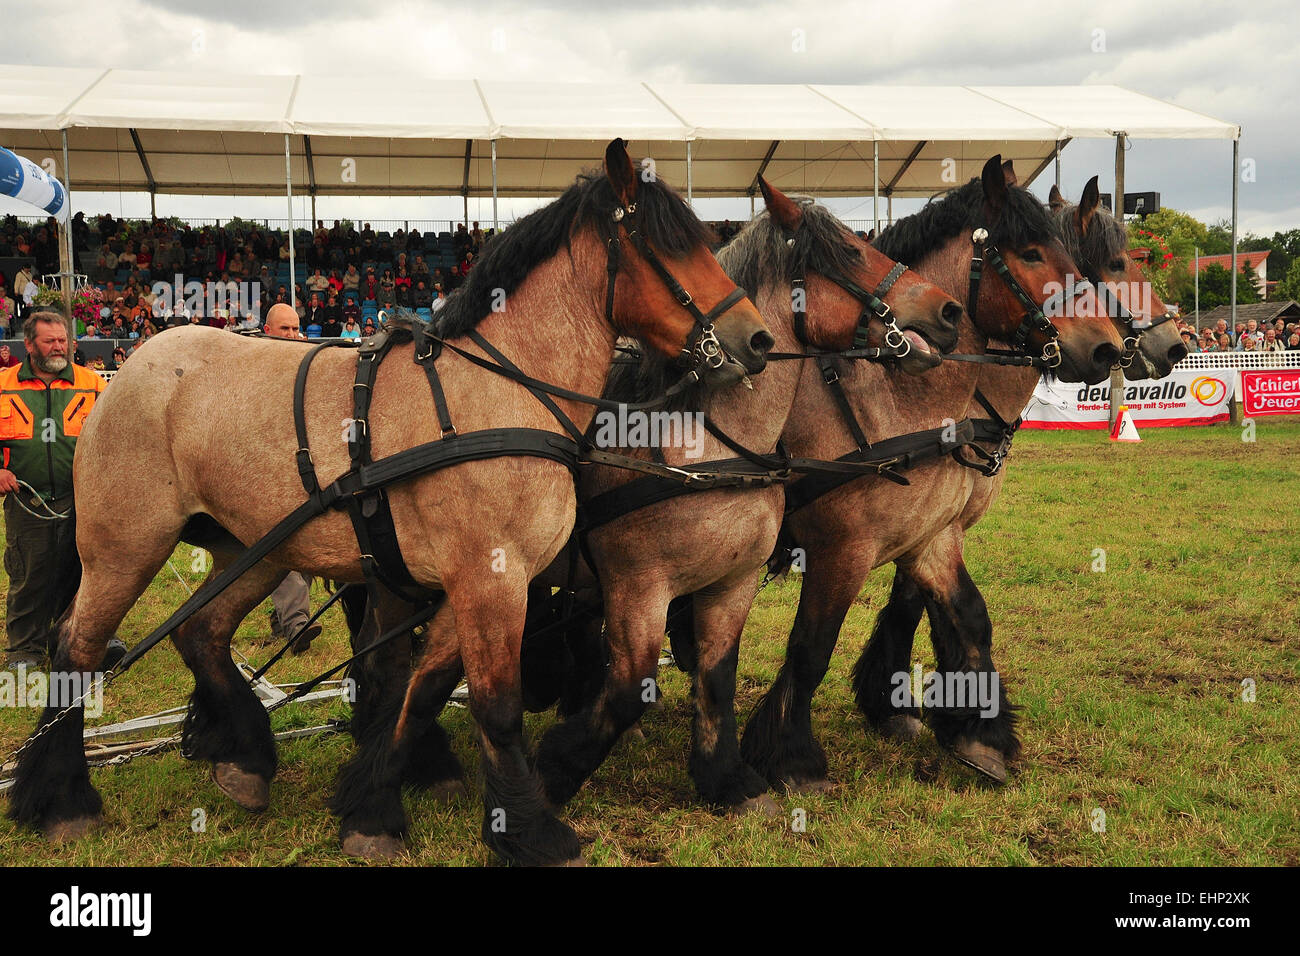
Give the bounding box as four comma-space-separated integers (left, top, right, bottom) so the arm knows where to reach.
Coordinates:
1109, 404, 1141, 442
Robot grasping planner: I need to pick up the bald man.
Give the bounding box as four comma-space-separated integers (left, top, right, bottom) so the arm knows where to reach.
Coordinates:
261, 303, 320, 653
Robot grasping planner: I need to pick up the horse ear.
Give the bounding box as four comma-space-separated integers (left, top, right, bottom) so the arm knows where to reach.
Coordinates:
759, 177, 803, 233
1078, 175, 1101, 234
1048, 183, 1067, 212
1001, 159, 1018, 187
604, 138, 638, 208
981, 154, 1008, 216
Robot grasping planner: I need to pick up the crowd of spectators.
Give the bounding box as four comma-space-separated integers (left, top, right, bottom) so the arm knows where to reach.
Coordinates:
0, 213, 491, 345
1176, 316, 1300, 353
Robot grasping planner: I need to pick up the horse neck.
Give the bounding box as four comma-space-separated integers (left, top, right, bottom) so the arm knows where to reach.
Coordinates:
466, 231, 615, 434
971, 363, 1040, 423
686, 282, 805, 461
781, 241, 983, 456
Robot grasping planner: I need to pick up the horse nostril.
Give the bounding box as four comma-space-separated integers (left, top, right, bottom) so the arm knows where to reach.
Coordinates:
1168, 343, 1188, 365
1093, 343, 1121, 368
941, 300, 963, 325
751, 329, 775, 355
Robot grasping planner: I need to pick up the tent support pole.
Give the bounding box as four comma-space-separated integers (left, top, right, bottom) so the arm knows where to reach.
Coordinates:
887, 194, 892, 229
59, 130, 73, 321
1231, 139, 1239, 333
686, 141, 693, 206
872, 141, 879, 234
1109, 133, 1126, 427
491, 139, 498, 231
285, 134, 295, 310
1054, 141, 1061, 187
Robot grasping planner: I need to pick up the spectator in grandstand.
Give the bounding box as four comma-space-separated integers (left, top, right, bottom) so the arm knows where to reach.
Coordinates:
431, 283, 447, 313
0, 285, 13, 337
106, 346, 127, 371
1286, 332, 1300, 350
0, 345, 19, 368
1179, 329, 1197, 353
362, 318, 377, 337
1239, 334, 1259, 352
341, 317, 361, 340
363, 266, 378, 302
343, 263, 361, 293
471, 221, 484, 251
117, 240, 137, 270
412, 256, 430, 281
447, 265, 463, 291
1262, 329, 1286, 352
304, 293, 324, 329
342, 297, 360, 328
327, 270, 344, 296
306, 268, 330, 296
379, 269, 395, 302
321, 297, 342, 338
1235, 320, 1262, 350
95, 244, 117, 282
413, 280, 432, 310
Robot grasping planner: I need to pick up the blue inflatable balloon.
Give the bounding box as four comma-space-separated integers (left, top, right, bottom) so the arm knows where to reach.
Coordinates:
0, 146, 68, 220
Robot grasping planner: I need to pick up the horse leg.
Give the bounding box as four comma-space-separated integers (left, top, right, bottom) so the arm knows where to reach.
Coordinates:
332, 596, 461, 858
173, 560, 291, 811
851, 567, 928, 740
687, 581, 774, 813
740, 555, 862, 791
534, 581, 668, 810
343, 587, 462, 797
904, 539, 1019, 784
8, 530, 176, 839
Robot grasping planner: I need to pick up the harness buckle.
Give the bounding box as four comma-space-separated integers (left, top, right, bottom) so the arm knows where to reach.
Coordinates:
821, 363, 839, 385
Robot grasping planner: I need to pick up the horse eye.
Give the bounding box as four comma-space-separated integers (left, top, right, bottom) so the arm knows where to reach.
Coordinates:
1110, 258, 1126, 272
1021, 248, 1043, 263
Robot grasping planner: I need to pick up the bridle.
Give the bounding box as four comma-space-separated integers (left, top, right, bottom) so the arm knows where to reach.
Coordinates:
1085, 268, 1177, 369
780, 222, 913, 361
604, 201, 750, 379
966, 227, 1081, 369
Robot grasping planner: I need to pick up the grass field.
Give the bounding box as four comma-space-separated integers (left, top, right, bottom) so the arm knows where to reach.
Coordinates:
0, 419, 1296, 866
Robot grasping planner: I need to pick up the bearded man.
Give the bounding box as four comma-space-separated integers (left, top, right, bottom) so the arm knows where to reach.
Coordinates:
0, 308, 125, 669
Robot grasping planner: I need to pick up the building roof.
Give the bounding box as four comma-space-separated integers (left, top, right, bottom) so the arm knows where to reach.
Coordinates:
1191, 251, 1270, 272
1199, 301, 1300, 327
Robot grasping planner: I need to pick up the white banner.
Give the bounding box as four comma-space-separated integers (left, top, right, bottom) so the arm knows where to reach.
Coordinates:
0, 146, 69, 221
1021, 367, 1233, 429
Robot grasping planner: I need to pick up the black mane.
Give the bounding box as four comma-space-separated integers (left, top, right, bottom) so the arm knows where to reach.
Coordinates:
718, 198, 864, 303
1052, 200, 1127, 278
438, 169, 716, 337
874, 176, 1055, 265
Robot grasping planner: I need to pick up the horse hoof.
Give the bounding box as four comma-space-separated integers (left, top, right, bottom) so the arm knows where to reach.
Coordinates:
341, 831, 405, 860
783, 777, 835, 795
951, 741, 1008, 784
45, 815, 100, 843
428, 779, 467, 805
734, 793, 781, 818
212, 763, 270, 811
881, 715, 926, 740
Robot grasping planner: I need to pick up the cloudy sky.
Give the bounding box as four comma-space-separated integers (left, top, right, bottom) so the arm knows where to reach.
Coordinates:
2, 0, 1295, 238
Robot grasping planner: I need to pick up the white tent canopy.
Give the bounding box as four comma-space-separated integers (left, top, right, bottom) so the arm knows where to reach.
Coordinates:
0, 65, 1239, 201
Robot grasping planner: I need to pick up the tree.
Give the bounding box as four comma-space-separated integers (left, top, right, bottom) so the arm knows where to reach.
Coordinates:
1274, 257, 1300, 304
1194, 263, 1261, 312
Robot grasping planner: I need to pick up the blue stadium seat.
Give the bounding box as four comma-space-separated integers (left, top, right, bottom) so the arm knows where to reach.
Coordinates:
305, 323, 322, 339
